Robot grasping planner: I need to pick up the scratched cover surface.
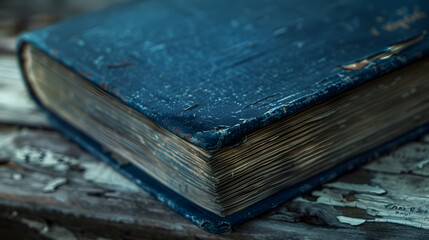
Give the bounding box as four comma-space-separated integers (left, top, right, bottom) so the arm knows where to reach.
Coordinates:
17, 0, 429, 152
17, 0, 429, 233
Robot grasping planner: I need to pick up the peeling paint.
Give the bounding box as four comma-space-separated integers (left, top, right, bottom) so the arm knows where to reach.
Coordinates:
312, 134, 429, 230
11, 173, 22, 181
13, 146, 81, 171
365, 141, 429, 176
337, 216, 366, 226
43, 177, 68, 193
339, 31, 425, 71
0, 131, 141, 192
382, 9, 426, 32
324, 182, 386, 194
215, 125, 229, 131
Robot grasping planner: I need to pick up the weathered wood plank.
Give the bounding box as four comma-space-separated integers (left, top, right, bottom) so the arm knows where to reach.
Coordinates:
0, 55, 51, 128
0, 0, 124, 126
1, 126, 429, 239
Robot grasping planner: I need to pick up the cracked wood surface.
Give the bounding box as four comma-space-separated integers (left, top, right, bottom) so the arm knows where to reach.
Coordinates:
1, 126, 429, 239
1, 1, 429, 239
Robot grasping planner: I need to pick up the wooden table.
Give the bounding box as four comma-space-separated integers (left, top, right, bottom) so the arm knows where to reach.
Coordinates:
1, 2, 429, 239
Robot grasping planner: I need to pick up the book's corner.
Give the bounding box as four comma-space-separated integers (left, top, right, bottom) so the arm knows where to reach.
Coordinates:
16, 27, 53, 56
16, 32, 35, 66
186, 130, 222, 153
190, 125, 246, 153
185, 126, 235, 153
15, 29, 61, 80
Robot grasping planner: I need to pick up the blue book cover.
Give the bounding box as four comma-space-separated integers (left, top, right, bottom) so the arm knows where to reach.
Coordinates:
16, 0, 429, 233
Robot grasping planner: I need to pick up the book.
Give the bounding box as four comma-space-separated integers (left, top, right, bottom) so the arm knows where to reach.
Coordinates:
17, 0, 429, 233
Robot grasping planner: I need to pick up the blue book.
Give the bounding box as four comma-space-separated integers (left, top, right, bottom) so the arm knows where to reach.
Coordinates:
17, 0, 429, 233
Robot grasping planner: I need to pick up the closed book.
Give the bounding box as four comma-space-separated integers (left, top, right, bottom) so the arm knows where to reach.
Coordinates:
17, 0, 429, 233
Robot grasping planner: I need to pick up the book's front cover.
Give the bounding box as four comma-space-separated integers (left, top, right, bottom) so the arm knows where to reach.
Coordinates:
18, 0, 429, 152
17, 0, 429, 233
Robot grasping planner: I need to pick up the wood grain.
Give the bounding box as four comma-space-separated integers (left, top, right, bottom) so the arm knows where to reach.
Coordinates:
0, 55, 51, 128
1, 126, 429, 239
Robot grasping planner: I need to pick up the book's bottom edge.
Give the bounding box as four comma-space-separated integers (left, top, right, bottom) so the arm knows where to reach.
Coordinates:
45, 111, 429, 233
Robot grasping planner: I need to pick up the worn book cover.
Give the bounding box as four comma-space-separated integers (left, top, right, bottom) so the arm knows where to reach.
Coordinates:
17, 0, 429, 233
